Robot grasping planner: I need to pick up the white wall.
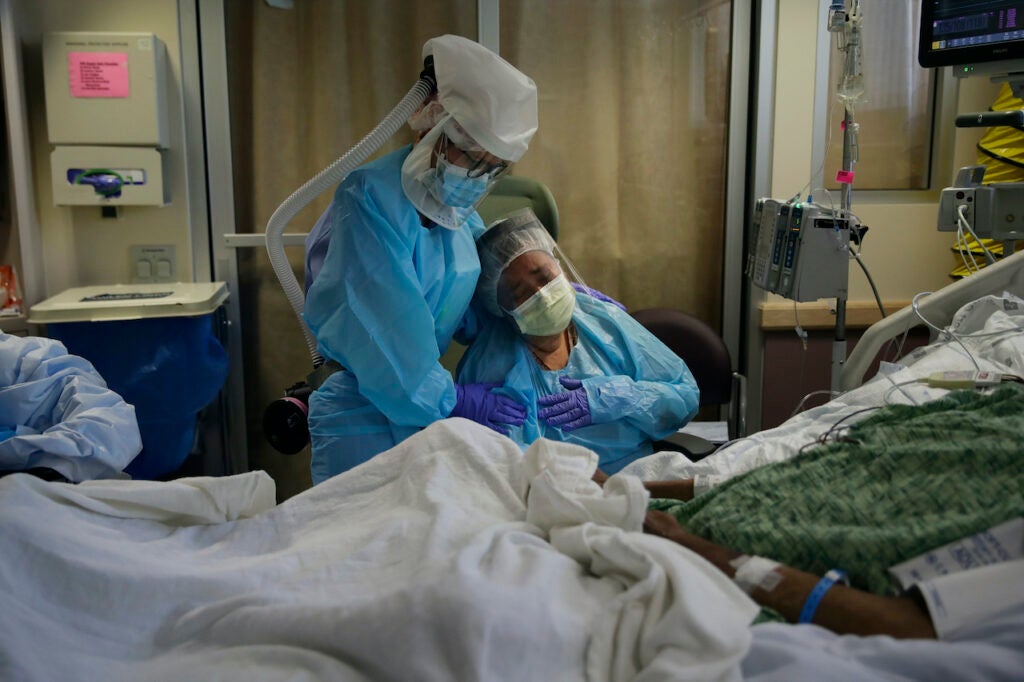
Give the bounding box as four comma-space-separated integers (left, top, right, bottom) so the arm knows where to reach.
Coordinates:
9, 0, 205, 299
770, 0, 1000, 307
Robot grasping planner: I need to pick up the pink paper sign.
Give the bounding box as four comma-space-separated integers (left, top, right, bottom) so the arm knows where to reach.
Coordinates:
68, 52, 129, 98
835, 169, 855, 184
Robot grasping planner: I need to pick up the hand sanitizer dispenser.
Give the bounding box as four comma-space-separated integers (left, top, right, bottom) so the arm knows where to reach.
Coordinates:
43, 32, 170, 206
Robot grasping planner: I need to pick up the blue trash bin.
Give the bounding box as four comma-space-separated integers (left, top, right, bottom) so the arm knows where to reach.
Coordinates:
30, 283, 229, 479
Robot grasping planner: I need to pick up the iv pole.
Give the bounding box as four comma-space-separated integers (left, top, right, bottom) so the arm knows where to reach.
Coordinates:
828, 0, 862, 392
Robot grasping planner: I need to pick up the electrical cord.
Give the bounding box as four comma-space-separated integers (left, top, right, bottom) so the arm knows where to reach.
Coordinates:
954, 218, 980, 276
895, 326, 913, 355
912, 292, 982, 371
882, 301, 920, 362
946, 204, 978, 276
882, 378, 925, 406
851, 247, 886, 318
957, 204, 998, 267
796, 406, 882, 456
792, 368, 1021, 458
709, 436, 755, 456
793, 300, 809, 349
955, 326, 1024, 339
789, 389, 841, 418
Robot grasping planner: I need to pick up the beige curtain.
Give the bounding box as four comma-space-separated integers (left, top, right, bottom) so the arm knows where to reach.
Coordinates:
500, 0, 731, 324
226, 0, 733, 499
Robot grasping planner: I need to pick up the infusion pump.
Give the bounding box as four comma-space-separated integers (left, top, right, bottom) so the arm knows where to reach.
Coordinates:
745, 199, 852, 302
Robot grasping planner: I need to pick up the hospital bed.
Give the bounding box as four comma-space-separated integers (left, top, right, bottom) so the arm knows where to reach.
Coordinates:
1, 268, 1023, 681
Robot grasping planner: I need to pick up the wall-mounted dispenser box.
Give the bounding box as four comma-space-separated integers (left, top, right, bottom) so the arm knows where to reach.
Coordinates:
50, 146, 169, 206
43, 32, 169, 206
43, 32, 168, 147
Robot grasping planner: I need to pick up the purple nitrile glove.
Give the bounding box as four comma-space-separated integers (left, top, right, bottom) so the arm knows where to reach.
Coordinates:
537, 376, 592, 431
451, 382, 527, 435
570, 282, 626, 311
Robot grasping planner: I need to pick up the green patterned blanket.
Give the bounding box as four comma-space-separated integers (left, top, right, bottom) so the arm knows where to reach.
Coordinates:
652, 383, 1024, 595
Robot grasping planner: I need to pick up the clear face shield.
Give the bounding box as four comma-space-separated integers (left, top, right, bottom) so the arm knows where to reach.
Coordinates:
401, 115, 512, 229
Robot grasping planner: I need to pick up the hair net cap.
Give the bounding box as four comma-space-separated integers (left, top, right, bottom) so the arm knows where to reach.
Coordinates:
476, 207, 556, 316
424, 35, 538, 162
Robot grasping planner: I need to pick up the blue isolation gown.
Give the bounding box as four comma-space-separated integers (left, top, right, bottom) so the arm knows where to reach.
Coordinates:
303, 145, 484, 484
456, 294, 700, 473
0, 332, 141, 481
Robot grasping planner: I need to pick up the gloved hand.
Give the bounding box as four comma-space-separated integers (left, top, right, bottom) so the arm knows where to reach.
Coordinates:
537, 376, 592, 431
570, 282, 626, 311
451, 382, 527, 435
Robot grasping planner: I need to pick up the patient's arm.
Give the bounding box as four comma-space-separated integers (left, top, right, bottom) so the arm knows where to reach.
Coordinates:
642, 479, 694, 501
643, 510, 937, 640
591, 469, 695, 502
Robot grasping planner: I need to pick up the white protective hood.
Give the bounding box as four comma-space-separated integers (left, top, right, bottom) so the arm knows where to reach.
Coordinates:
423, 35, 538, 163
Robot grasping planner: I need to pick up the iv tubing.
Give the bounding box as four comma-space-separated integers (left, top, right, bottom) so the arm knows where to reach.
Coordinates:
265, 75, 436, 366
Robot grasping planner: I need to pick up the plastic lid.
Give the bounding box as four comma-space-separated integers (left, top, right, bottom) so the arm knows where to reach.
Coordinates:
28, 282, 228, 323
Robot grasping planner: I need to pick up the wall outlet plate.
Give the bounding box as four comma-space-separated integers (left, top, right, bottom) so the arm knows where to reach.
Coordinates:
131, 245, 177, 283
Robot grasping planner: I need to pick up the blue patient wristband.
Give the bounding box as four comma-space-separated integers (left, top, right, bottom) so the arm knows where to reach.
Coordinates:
798, 569, 848, 624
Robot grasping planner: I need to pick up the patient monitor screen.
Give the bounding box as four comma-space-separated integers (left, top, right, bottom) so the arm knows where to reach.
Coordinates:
920, 1, 1024, 68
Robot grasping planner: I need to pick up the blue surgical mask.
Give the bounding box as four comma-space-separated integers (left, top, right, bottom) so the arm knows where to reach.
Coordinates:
429, 158, 489, 208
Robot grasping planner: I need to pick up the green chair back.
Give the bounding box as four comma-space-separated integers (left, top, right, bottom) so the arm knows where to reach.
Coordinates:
477, 175, 559, 241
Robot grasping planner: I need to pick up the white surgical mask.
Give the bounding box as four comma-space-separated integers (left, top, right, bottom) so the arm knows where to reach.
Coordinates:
509, 274, 576, 336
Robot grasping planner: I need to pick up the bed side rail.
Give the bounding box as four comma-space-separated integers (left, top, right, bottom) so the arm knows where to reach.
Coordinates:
841, 249, 1024, 391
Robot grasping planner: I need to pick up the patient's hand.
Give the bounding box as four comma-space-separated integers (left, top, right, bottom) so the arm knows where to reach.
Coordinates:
591, 468, 609, 486
643, 510, 740, 575
642, 510, 681, 538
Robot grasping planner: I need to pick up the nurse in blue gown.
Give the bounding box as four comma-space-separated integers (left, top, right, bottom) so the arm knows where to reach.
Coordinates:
456, 208, 700, 474
302, 35, 538, 483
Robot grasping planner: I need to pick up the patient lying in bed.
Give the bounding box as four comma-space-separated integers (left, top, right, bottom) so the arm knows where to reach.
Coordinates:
614, 382, 1024, 640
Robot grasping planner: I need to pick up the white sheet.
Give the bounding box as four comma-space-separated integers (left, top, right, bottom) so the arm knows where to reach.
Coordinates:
743, 607, 1024, 682
0, 418, 757, 682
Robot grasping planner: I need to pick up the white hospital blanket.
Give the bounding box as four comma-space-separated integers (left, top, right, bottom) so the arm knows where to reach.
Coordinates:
0, 418, 756, 682
743, 607, 1024, 682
